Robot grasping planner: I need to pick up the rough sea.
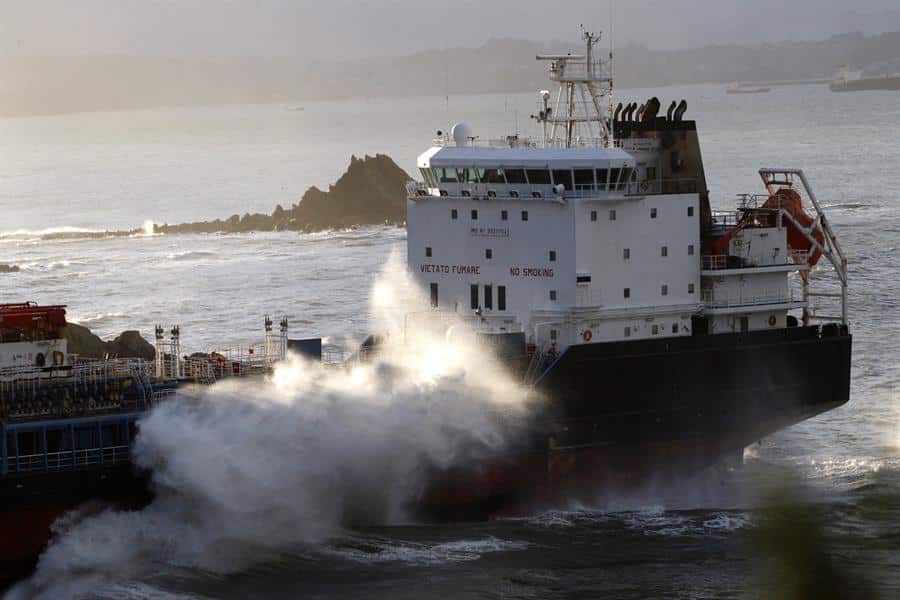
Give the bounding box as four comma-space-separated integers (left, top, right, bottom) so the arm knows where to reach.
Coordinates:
1, 84, 899, 598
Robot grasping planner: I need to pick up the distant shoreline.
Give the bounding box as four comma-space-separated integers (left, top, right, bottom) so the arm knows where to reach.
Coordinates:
3, 30, 896, 118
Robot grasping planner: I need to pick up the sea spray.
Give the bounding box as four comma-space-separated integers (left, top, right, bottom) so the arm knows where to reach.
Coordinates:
11, 253, 532, 599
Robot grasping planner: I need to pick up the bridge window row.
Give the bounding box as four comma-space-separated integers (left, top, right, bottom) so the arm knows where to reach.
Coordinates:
422, 167, 634, 192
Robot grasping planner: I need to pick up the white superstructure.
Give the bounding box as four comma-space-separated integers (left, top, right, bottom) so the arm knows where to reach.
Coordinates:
405, 30, 845, 357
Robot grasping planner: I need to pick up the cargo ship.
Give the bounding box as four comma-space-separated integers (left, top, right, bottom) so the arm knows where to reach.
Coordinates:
830, 65, 900, 92
2, 27, 852, 579
0, 305, 291, 583
406, 30, 851, 517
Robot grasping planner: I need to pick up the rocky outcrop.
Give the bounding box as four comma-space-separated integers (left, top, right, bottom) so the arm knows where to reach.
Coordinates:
155, 153, 411, 235
38, 154, 412, 241
0, 263, 20, 273
64, 323, 155, 361
108, 330, 156, 360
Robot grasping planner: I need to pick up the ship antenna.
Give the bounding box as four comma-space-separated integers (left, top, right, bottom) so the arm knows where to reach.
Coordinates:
444, 52, 450, 115
444, 44, 451, 144
608, 0, 615, 147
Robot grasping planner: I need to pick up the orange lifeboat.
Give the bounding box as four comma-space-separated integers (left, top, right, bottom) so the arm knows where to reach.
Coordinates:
760, 188, 824, 266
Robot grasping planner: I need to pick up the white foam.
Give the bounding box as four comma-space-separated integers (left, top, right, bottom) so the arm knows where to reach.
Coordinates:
322, 535, 528, 566
69, 311, 128, 325
0, 226, 100, 239
18, 253, 532, 597
166, 251, 217, 261
701, 512, 752, 531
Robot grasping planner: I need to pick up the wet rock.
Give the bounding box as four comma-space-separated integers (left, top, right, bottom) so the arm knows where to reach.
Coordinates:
0, 263, 20, 273
65, 323, 155, 360
108, 330, 156, 361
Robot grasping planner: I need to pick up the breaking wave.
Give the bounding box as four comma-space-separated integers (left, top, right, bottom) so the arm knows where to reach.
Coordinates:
68, 311, 130, 326
18, 260, 88, 272
320, 535, 528, 565
10, 253, 531, 599
0, 226, 100, 240
166, 250, 217, 261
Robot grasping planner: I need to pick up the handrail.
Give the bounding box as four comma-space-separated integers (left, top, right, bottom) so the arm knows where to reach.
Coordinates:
701, 251, 810, 271
8, 445, 131, 474
701, 290, 802, 308
410, 179, 700, 200
758, 168, 849, 325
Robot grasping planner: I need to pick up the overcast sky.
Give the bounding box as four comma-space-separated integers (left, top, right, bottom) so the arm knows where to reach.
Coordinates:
3, 0, 900, 59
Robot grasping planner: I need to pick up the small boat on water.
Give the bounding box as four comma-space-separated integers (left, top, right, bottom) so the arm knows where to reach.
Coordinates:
726, 82, 771, 94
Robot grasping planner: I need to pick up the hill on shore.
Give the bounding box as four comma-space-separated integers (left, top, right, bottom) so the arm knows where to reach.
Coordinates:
5, 30, 900, 117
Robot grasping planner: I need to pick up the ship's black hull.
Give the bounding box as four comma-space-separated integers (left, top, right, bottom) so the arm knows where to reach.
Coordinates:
420, 325, 852, 518
537, 324, 851, 447
0, 466, 151, 588
0, 326, 852, 574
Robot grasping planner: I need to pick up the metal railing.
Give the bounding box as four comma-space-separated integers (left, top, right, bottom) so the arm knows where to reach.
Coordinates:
0, 357, 154, 383
431, 135, 612, 149
701, 252, 809, 271
8, 445, 131, 474
412, 177, 702, 200
702, 255, 728, 270
701, 290, 801, 308
322, 345, 348, 364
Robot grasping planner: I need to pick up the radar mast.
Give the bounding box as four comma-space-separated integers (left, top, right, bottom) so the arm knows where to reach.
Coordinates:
533, 28, 614, 148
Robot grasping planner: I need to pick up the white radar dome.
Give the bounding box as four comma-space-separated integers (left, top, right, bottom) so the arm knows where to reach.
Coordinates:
451, 122, 474, 146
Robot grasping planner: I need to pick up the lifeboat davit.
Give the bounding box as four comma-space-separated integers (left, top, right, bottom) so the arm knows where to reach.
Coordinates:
761, 188, 824, 266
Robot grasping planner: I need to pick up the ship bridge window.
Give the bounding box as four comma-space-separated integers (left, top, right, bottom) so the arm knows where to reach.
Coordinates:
609, 168, 621, 190
457, 168, 479, 184
419, 168, 436, 187
505, 169, 527, 184
526, 169, 551, 185
617, 168, 634, 191
574, 169, 594, 190
552, 170, 573, 191
482, 168, 506, 184
435, 168, 458, 183
596, 169, 608, 189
